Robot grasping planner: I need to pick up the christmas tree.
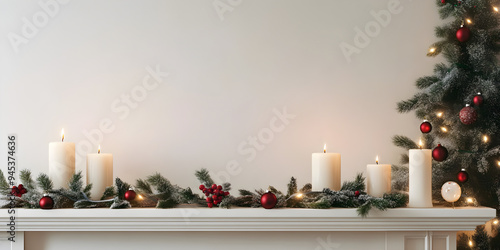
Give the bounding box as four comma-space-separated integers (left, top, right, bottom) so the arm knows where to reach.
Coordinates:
392, 0, 500, 248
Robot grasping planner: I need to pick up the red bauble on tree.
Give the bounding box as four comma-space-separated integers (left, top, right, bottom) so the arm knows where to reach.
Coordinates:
39, 194, 54, 209
459, 104, 477, 125
473, 92, 483, 106
456, 26, 471, 42
420, 120, 432, 133
432, 144, 449, 162
457, 169, 469, 183
124, 189, 137, 201
354, 191, 360, 197
261, 191, 277, 209
441, 0, 445, 3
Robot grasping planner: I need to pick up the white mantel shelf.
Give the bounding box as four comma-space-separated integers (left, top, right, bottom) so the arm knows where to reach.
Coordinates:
6, 206, 495, 232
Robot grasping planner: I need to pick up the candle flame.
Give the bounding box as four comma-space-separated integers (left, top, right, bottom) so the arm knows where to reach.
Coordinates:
137, 194, 143, 200
467, 197, 474, 203
483, 135, 489, 143
494, 6, 499, 12
323, 144, 326, 153
61, 129, 65, 142
419, 139, 423, 149
429, 47, 436, 53
376, 155, 379, 165
441, 127, 447, 132
466, 19, 472, 24
296, 193, 303, 199
98, 145, 101, 154
494, 219, 499, 225
469, 240, 473, 247
436, 112, 443, 117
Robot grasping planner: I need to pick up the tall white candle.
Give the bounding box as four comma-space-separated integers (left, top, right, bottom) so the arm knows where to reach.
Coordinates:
366, 156, 391, 197
87, 145, 113, 200
408, 140, 433, 207
312, 144, 341, 191
49, 129, 75, 189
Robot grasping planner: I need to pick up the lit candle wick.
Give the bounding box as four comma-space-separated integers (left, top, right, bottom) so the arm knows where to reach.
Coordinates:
98, 145, 101, 154
61, 129, 65, 142
376, 155, 379, 165
323, 144, 326, 153
418, 139, 423, 149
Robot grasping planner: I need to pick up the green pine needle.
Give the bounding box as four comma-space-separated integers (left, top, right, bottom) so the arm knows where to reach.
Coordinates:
194, 168, 214, 187
20, 169, 36, 190
36, 173, 53, 192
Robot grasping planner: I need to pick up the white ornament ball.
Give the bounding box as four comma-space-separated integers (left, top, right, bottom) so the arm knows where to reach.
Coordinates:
441, 181, 461, 203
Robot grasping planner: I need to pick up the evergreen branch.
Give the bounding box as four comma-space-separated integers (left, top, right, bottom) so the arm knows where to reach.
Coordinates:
0, 170, 10, 195
239, 189, 254, 196
392, 135, 418, 150
147, 173, 173, 200
194, 168, 214, 186
340, 173, 365, 191
110, 197, 131, 209
68, 172, 84, 193
135, 178, 153, 194
397, 93, 429, 113
20, 169, 36, 190
101, 186, 116, 200
300, 183, 312, 193
287, 177, 298, 196
416, 76, 440, 89
222, 182, 231, 191
115, 178, 131, 200
179, 187, 198, 203
83, 184, 92, 197
36, 173, 53, 192
156, 199, 177, 208
400, 153, 409, 164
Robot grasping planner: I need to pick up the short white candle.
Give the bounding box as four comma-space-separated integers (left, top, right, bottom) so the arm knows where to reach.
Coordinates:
366, 156, 391, 197
312, 144, 341, 191
49, 129, 75, 189
408, 140, 433, 207
87, 145, 113, 200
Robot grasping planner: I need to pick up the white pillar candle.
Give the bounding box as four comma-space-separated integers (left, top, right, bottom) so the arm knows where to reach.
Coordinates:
366, 156, 391, 197
87, 146, 113, 200
49, 129, 75, 189
312, 144, 341, 191
408, 140, 433, 207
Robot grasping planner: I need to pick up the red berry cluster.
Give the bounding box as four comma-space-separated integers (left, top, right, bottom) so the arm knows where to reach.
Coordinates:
11, 184, 27, 197
199, 184, 230, 208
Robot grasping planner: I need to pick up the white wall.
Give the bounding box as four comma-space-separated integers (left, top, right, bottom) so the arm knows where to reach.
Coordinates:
0, 0, 440, 193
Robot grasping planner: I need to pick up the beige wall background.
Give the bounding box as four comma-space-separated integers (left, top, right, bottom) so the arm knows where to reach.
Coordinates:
0, 0, 440, 192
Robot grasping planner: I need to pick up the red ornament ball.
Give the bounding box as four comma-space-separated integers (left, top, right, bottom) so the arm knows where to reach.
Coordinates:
473, 93, 483, 106
261, 191, 277, 209
441, 0, 445, 3
432, 144, 449, 162
354, 191, 360, 197
39, 194, 54, 209
456, 26, 471, 42
199, 184, 205, 190
457, 169, 469, 183
459, 105, 477, 125
420, 120, 432, 133
124, 189, 137, 201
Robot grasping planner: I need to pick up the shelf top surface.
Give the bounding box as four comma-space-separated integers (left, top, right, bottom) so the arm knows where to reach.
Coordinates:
4, 206, 495, 218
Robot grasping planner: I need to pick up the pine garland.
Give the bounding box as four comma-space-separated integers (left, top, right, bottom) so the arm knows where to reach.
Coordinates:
0, 169, 407, 216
